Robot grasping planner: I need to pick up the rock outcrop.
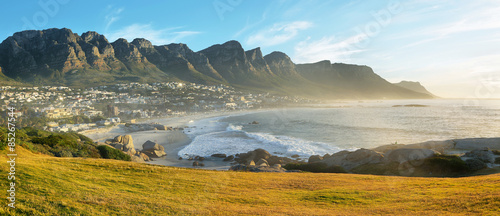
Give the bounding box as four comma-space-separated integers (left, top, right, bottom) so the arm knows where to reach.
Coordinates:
320, 149, 384, 170
235, 148, 271, 165
384, 148, 439, 163
463, 150, 495, 164
113, 135, 136, 155
142, 140, 167, 158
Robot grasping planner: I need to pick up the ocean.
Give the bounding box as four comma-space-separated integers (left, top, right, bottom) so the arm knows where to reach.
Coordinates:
177, 99, 500, 159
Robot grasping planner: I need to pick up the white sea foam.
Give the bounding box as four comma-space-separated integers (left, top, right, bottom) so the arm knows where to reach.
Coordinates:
178, 124, 346, 158
226, 124, 243, 131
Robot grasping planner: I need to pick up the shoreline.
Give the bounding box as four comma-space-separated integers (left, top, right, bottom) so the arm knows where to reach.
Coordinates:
84, 108, 280, 170
82, 105, 500, 171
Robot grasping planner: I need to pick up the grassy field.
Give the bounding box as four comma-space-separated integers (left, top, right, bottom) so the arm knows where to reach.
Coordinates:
1, 147, 499, 215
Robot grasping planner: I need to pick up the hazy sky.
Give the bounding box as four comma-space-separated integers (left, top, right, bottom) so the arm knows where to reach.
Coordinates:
1, 0, 499, 98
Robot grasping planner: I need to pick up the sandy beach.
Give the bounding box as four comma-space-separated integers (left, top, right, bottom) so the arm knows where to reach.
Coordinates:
83, 109, 268, 170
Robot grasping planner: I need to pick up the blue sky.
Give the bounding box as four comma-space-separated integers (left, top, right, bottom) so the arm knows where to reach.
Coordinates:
1, 0, 499, 98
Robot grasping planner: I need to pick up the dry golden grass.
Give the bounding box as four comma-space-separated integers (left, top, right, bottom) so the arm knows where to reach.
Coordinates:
1, 147, 499, 215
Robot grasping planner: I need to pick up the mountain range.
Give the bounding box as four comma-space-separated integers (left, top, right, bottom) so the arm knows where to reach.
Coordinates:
0, 28, 435, 99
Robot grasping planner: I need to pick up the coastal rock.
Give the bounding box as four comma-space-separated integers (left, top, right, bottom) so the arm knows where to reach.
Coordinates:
110, 143, 123, 150
323, 149, 384, 170
235, 148, 271, 165
256, 159, 269, 167
223, 155, 235, 161
193, 161, 199, 167
250, 166, 287, 173
142, 140, 166, 158
114, 135, 133, 146
113, 135, 136, 155
454, 138, 500, 150
247, 160, 256, 166
291, 154, 300, 158
464, 150, 495, 163
211, 154, 227, 158
229, 164, 248, 171
465, 158, 487, 171
131, 155, 145, 163
308, 155, 323, 163
153, 124, 168, 130
266, 155, 293, 166
384, 148, 439, 164
138, 152, 151, 162
228, 164, 286, 173
372, 140, 455, 154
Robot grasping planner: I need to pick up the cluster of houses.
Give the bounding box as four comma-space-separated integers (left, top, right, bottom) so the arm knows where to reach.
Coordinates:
47, 117, 121, 132
1, 81, 309, 133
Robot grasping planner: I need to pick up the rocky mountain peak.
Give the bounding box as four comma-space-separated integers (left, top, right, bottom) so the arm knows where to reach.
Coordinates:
166, 43, 193, 56
245, 47, 263, 61
131, 38, 154, 50
81, 31, 108, 43
263, 51, 291, 64
0, 28, 435, 99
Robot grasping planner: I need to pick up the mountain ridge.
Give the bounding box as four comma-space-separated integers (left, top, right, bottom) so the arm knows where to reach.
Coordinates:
0, 28, 433, 99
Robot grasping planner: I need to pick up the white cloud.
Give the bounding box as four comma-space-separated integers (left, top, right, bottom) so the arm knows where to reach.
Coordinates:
105, 24, 201, 45
391, 1, 500, 48
246, 21, 312, 47
293, 34, 368, 63
104, 7, 124, 31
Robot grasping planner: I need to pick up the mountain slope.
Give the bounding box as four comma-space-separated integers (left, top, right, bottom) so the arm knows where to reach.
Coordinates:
0, 28, 436, 99
394, 81, 438, 98
296, 61, 432, 99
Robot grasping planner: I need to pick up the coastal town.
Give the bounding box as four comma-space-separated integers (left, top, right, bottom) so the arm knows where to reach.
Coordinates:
0, 82, 310, 133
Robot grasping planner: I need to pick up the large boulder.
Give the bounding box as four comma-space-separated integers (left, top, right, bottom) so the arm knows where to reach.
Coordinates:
454, 138, 500, 150
308, 155, 323, 163
111, 143, 124, 150
138, 152, 151, 162
384, 148, 439, 164
113, 135, 136, 154
131, 155, 145, 163
211, 153, 227, 158
229, 164, 248, 171
223, 155, 235, 161
372, 140, 455, 154
247, 160, 256, 166
153, 124, 168, 130
113, 135, 136, 155
266, 155, 293, 166
228, 164, 286, 172
465, 158, 487, 171
323, 149, 384, 170
235, 148, 271, 164
464, 150, 495, 163
114, 135, 133, 146
256, 159, 269, 167
142, 140, 167, 158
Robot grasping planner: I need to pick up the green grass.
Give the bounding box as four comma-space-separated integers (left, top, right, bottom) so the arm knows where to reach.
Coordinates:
1, 147, 499, 215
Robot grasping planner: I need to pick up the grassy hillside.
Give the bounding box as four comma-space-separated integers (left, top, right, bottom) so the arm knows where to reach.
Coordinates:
1, 147, 499, 215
